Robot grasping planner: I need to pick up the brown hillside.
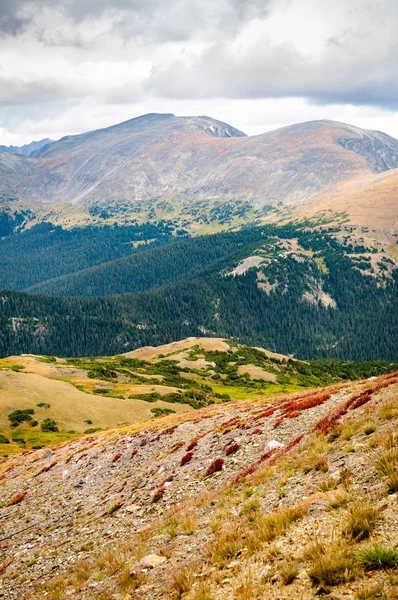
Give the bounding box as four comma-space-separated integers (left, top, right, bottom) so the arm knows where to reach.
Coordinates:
1, 372, 397, 599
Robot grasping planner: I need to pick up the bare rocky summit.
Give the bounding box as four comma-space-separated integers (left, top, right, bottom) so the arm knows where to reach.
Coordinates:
1, 115, 398, 231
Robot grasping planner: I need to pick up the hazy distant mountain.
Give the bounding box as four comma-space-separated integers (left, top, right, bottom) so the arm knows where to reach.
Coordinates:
0, 138, 53, 157
0, 114, 397, 232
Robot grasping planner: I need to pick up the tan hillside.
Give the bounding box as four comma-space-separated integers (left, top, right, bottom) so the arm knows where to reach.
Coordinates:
0, 371, 397, 599
124, 337, 290, 363
298, 168, 398, 238
2, 115, 398, 231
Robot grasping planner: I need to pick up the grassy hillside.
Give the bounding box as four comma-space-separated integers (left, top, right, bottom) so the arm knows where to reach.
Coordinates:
1, 367, 397, 599
1, 338, 396, 456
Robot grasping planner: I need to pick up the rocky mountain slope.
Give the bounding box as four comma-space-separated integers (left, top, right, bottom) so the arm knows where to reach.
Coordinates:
0, 138, 53, 157
0, 368, 397, 599
1, 114, 398, 232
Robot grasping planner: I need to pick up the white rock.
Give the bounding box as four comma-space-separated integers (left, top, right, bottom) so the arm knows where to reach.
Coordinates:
266, 440, 285, 450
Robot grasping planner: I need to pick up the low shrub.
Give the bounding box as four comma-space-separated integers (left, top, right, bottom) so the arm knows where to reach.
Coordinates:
180, 452, 193, 466
37, 403, 50, 409
205, 458, 224, 477
112, 452, 122, 463
41, 418, 58, 432
186, 440, 198, 451
7, 491, 27, 506
0, 434, 10, 444
8, 409, 34, 427
151, 487, 165, 504
226, 443, 240, 456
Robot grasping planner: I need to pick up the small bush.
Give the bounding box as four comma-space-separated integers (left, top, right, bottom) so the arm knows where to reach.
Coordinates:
343, 505, 379, 541
37, 403, 50, 409
186, 440, 198, 452
30, 420, 38, 427
356, 544, 398, 571
7, 491, 27, 506
112, 452, 122, 463
151, 487, 165, 504
180, 452, 193, 466
226, 443, 240, 456
205, 458, 224, 477
84, 427, 103, 434
8, 409, 34, 427
41, 418, 58, 432
0, 434, 10, 444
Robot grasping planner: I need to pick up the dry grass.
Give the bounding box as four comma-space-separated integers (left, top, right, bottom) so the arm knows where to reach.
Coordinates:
342, 505, 380, 541
307, 544, 357, 587
279, 559, 299, 585
328, 490, 352, 510
170, 564, 197, 599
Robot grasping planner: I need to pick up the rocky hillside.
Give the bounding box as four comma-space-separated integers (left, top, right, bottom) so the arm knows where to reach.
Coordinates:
0, 370, 397, 599
1, 115, 398, 231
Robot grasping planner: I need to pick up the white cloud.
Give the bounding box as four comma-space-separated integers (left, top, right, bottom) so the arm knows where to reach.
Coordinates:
1, 0, 398, 145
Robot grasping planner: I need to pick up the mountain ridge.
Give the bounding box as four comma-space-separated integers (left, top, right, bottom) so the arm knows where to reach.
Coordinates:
1, 114, 397, 235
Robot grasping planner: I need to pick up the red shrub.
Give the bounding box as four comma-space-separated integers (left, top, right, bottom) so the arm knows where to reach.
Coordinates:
112, 452, 122, 463
273, 416, 286, 429
151, 487, 165, 504
205, 458, 224, 477
170, 441, 184, 453
251, 428, 263, 435
226, 443, 240, 456
131, 449, 137, 457
180, 452, 193, 466
162, 425, 178, 437
160, 475, 174, 486
7, 491, 27, 506
186, 440, 198, 451
288, 410, 301, 418
34, 461, 57, 477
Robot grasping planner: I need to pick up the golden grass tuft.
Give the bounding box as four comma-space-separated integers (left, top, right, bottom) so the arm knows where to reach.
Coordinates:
342, 505, 380, 541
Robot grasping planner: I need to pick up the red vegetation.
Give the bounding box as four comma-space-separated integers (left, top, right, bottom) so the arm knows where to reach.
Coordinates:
112, 452, 122, 463
180, 452, 194, 466
226, 443, 240, 456
205, 458, 224, 477
151, 487, 165, 504
186, 440, 198, 452
273, 416, 286, 429
34, 461, 57, 477
160, 475, 174, 486
170, 441, 184, 453
7, 491, 27, 506
251, 428, 263, 435
162, 425, 178, 436
131, 449, 137, 457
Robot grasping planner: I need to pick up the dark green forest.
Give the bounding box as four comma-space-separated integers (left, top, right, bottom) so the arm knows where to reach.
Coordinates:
0, 223, 396, 361
0, 221, 178, 290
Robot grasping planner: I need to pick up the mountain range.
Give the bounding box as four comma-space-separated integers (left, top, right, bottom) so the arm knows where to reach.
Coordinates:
1, 113, 397, 237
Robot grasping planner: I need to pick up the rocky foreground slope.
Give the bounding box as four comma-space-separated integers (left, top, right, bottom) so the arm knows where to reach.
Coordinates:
0, 371, 397, 599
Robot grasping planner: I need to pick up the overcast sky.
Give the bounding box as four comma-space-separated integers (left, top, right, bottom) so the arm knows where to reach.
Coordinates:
1, 0, 398, 145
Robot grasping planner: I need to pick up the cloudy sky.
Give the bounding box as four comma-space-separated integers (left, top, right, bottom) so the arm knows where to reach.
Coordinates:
1, 0, 398, 145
